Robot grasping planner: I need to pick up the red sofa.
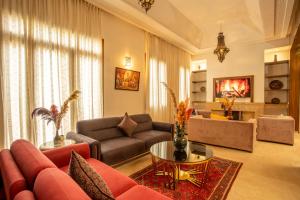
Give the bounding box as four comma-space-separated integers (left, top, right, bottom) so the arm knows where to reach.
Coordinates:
0, 139, 170, 200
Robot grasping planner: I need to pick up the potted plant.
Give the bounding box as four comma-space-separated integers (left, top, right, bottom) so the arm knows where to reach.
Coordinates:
32, 90, 80, 144
161, 82, 193, 151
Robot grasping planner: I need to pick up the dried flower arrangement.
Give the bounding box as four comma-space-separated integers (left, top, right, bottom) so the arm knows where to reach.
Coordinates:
32, 90, 80, 143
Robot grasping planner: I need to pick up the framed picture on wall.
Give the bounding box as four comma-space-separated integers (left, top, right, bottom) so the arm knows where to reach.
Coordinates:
115, 67, 140, 91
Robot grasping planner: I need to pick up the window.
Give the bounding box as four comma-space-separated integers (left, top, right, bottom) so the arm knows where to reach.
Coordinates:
1, 11, 103, 147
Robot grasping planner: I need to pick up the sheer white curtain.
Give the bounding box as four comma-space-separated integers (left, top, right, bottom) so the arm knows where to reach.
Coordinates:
0, 0, 103, 148
145, 33, 191, 123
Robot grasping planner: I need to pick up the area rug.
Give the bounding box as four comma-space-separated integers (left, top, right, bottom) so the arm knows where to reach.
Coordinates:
130, 157, 242, 200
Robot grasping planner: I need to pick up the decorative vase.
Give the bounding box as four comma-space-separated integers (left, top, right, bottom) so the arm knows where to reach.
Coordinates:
53, 129, 64, 145
227, 107, 233, 120
173, 123, 188, 151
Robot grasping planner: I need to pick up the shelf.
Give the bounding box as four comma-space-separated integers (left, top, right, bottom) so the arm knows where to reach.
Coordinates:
192, 101, 206, 103
265, 60, 289, 65
264, 89, 289, 91
192, 70, 207, 73
192, 80, 206, 83
265, 102, 288, 104
265, 74, 289, 78
192, 91, 202, 93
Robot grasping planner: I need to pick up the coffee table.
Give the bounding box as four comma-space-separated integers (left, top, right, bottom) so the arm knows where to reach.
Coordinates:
150, 141, 213, 189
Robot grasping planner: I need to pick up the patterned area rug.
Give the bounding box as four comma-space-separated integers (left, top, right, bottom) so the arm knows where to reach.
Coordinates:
130, 157, 242, 200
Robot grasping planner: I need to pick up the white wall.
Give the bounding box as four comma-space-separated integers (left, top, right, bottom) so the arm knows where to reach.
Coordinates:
192, 40, 289, 103
101, 12, 146, 116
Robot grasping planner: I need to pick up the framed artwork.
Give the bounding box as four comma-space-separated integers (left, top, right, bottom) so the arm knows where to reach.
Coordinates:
115, 67, 140, 91
213, 75, 254, 102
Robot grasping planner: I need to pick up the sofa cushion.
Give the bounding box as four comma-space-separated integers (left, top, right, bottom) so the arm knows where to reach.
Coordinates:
130, 114, 153, 133
115, 185, 171, 200
132, 130, 172, 150
77, 117, 124, 141
34, 168, 91, 200
118, 113, 138, 137
100, 137, 146, 165
0, 150, 27, 200
10, 140, 56, 189
68, 151, 114, 200
14, 190, 35, 200
60, 158, 137, 198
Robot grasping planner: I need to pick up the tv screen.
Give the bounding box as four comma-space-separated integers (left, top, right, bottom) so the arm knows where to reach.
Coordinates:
214, 75, 253, 102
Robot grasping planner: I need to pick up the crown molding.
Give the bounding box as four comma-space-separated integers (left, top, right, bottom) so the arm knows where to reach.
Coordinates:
87, 0, 200, 54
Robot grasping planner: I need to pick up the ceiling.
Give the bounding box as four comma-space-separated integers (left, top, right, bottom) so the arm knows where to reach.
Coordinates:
88, 0, 298, 54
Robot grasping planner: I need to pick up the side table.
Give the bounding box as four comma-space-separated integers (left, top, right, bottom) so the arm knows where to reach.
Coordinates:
39, 139, 76, 151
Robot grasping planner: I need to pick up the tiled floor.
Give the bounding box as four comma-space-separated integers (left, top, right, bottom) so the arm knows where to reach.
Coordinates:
116, 132, 300, 200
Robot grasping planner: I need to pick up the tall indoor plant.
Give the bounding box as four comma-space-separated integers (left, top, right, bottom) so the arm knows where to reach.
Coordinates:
162, 82, 193, 151
32, 90, 80, 144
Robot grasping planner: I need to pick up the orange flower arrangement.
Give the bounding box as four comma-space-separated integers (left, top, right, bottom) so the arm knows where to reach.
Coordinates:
161, 82, 193, 134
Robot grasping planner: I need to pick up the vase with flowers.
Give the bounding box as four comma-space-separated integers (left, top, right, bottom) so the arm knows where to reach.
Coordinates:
220, 96, 236, 120
162, 82, 193, 151
32, 90, 80, 144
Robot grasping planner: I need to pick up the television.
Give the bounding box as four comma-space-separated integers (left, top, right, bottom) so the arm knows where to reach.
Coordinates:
213, 75, 254, 102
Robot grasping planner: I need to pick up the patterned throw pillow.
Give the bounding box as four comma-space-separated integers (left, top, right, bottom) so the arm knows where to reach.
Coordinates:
68, 151, 115, 200
118, 112, 138, 137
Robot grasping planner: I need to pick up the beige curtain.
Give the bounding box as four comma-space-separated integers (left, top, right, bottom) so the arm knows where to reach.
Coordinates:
145, 33, 191, 123
0, 0, 103, 148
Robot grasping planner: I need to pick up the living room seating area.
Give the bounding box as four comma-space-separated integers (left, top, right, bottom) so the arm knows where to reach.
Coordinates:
0, 140, 171, 200
67, 114, 173, 165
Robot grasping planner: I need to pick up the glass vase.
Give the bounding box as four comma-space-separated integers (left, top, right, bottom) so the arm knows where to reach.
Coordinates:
173, 122, 188, 151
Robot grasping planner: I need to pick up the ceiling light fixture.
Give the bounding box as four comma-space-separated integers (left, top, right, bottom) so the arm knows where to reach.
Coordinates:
138, 0, 155, 13
214, 32, 230, 63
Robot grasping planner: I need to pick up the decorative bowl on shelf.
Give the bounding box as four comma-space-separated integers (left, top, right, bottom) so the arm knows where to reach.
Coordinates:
269, 80, 283, 90
200, 86, 206, 92
271, 98, 280, 104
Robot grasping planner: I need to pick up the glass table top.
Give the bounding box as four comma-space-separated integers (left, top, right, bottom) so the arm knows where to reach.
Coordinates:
40, 139, 76, 150
150, 141, 213, 164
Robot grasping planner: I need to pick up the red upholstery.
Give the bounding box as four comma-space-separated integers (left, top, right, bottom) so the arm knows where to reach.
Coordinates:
34, 168, 91, 200
13, 190, 35, 200
43, 143, 90, 168
116, 185, 171, 200
10, 140, 56, 189
0, 150, 27, 200
60, 158, 137, 197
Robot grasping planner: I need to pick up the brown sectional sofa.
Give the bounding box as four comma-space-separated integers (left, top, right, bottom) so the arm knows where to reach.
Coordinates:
187, 116, 254, 152
67, 114, 173, 165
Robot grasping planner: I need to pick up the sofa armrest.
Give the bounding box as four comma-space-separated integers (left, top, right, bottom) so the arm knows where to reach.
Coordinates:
66, 132, 101, 160
43, 143, 90, 168
152, 122, 173, 133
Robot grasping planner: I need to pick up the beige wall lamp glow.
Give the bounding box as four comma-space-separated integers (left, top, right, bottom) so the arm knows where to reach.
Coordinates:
124, 56, 132, 68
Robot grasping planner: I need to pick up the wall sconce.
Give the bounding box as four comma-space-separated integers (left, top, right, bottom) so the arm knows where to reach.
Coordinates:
124, 56, 132, 67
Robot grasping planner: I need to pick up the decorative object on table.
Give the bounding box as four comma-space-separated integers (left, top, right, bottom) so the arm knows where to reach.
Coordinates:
214, 75, 253, 102
138, 0, 155, 13
214, 32, 230, 63
271, 97, 281, 104
200, 86, 206, 92
274, 54, 278, 62
32, 90, 80, 144
269, 80, 283, 90
131, 157, 242, 200
219, 96, 236, 120
161, 82, 193, 151
115, 67, 140, 91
